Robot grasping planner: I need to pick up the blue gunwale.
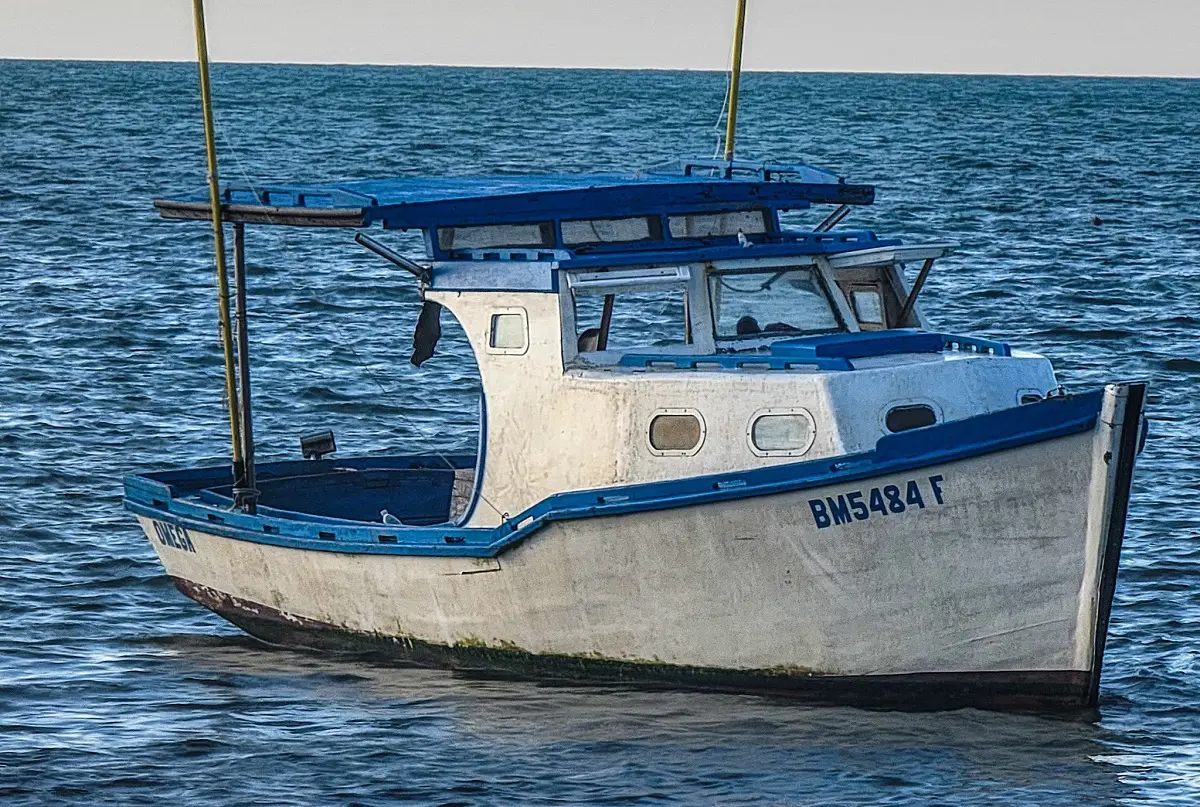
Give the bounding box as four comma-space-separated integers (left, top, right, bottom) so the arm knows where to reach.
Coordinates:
125, 390, 1102, 559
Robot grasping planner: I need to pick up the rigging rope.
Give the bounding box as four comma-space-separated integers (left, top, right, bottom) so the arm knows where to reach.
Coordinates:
710, 35, 735, 166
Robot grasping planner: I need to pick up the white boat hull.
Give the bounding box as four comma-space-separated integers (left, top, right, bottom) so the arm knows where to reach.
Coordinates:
134, 383, 1144, 710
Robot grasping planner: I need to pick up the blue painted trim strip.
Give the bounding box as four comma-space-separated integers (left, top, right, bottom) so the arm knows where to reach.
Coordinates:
618, 354, 855, 372
361, 181, 871, 230
126, 392, 1101, 559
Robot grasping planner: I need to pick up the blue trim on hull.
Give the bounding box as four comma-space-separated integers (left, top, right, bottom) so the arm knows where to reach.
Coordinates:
126, 391, 1102, 558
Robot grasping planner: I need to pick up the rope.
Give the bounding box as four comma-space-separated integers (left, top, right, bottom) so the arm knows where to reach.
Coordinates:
710, 27, 736, 167
214, 115, 281, 227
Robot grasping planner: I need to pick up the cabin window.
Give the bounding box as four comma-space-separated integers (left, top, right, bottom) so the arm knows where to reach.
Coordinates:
568, 267, 691, 355
437, 222, 553, 252
885, 404, 937, 433
575, 290, 689, 353
851, 287, 884, 327
708, 267, 841, 340
748, 409, 816, 457
668, 210, 767, 240
562, 216, 660, 246
488, 309, 528, 354
648, 410, 705, 455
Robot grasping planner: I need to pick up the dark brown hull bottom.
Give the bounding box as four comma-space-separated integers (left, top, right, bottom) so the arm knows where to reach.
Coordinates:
173, 577, 1096, 713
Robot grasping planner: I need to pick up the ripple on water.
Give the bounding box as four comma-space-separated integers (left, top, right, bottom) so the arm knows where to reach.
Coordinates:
0, 61, 1198, 805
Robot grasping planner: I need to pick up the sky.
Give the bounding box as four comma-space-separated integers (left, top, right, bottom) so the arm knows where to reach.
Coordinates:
1, 0, 1197, 78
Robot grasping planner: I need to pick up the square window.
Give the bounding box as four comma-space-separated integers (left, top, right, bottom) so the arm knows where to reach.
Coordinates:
488, 311, 527, 354
438, 223, 552, 252
851, 289, 884, 325
562, 216, 658, 246
668, 210, 767, 239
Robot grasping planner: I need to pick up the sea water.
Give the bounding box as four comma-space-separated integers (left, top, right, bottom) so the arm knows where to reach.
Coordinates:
1, 60, 1198, 804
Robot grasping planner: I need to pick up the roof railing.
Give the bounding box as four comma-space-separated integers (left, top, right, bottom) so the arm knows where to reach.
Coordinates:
646, 157, 848, 185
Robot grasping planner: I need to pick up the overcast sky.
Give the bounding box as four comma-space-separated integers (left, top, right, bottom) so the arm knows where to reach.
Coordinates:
2, 0, 1197, 77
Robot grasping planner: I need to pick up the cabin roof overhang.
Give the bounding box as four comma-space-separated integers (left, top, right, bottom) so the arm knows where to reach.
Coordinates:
424, 240, 959, 293
152, 160, 875, 229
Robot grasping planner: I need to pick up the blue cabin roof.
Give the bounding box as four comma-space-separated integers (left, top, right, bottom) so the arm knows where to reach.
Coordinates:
153, 158, 875, 230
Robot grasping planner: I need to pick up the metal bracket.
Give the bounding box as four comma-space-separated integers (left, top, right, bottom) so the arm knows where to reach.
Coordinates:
355, 232, 431, 284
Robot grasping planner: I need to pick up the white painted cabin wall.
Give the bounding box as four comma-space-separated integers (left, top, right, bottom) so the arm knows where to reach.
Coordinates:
428, 287, 1059, 528
427, 289, 627, 527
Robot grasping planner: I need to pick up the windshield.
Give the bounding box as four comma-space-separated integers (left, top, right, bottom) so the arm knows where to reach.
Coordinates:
708, 267, 842, 340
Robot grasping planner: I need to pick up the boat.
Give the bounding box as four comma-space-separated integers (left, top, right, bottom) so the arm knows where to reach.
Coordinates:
125, 0, 1146, 711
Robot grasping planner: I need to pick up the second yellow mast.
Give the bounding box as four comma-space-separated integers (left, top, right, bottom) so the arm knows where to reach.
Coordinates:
723, 0, 749, 163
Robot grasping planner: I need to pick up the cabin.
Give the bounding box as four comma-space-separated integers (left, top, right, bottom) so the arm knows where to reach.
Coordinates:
153, 158, 1057, 529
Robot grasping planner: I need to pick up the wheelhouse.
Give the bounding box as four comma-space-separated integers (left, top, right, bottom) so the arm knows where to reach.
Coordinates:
149, 157, 1049, 529
555, 243, 952, 366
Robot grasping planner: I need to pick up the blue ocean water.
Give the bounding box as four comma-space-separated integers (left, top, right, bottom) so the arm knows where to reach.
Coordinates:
1, 60, 1199, 805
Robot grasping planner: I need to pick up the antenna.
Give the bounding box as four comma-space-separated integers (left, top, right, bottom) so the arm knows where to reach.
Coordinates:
722, 0, 749, 166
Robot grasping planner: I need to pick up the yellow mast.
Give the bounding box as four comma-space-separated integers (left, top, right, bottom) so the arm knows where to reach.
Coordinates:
191, 0, 244, 477
723, 0, 749, 164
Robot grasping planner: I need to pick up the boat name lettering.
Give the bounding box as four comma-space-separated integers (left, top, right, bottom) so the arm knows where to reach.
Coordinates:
809, 475, 945, 529
152, 521, 196, 553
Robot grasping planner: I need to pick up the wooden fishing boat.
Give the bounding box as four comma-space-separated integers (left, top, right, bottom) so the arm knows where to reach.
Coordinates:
126, 0, 1145, 710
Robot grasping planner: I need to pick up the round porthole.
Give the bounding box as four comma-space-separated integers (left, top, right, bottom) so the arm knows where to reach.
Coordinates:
648, 410, 705, 456
747, 409, 816, 457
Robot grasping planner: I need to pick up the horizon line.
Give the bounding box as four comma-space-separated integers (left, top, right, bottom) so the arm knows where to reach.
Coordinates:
2, 56, 1198, 81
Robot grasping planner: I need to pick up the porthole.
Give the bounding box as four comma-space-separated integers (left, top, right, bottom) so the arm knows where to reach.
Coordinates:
648, 409, 705, 456
885, 404, 937, 433
487, 308, 528, 355
747, 408, 816, 457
